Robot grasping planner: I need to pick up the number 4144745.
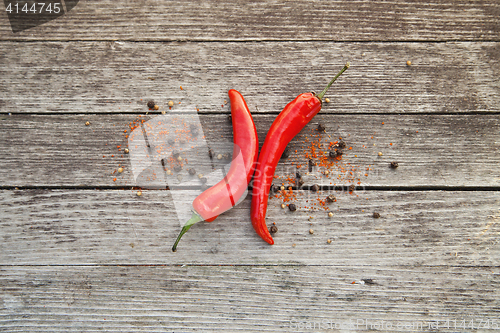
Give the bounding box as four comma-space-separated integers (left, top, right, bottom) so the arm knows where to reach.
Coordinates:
6, 2, 62, 14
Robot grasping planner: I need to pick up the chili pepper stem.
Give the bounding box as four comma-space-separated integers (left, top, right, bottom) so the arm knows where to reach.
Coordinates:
316, 62, 350, 101
172, 212, 203, 252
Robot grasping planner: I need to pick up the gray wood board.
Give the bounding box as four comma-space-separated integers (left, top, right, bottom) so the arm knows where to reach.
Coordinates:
1, 189, 498, 266
0, 114, 498, 187
1, 264, 499, 332
1, 42, 498, 114
0, 0, 499, 41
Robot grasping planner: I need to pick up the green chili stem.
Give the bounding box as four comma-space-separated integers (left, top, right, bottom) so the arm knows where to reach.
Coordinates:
317, 62, 350, 101
172, 212, 203, 252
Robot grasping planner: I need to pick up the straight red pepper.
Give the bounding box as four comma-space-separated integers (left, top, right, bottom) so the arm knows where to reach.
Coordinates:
172, 89, 258, 251
251, 63, 349, 245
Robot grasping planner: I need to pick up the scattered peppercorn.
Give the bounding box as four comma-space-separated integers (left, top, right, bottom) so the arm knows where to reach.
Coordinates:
328, 212, 334, 217
270, 226, 278, 234
324, 170, 329, 176
168, 138, 175, 145
172, 151, 180, 158
177, 174, 183, 181
118, 167, 124, 173
198, 173, 204, 179
177, 156, 183, 162
308, 159, 315, 172
327, 239, 332, 243
137, 191, 142, 197
217, 154, 223, 160
85, 121, 90, 126
168, 101, 174, 107
147, 101, 155, 109
124, 148, 129, 154
406, 60, 412, 66
296, 172, 302, 179
336, 149, 343, 157
153, 105, 159, 110
281, 204, 286, 209
297, 179, 305, 187
311, 184, 320, 192
288, 204, 297, 212
166, 170, 172, 175
390, 161, 399, 169
349, 184, 355, 192
378, 152, 383, 156
281, 147, 290, 159
173, 165, 182, 172
200, 184, 209, 191
373, 212, 380, 218
329, 151, 337, 158
188, 168, 196, 175
317, 123, 326, 132
280, 186, 285, 191
223, 153, 230, 160
338, 140, 346, 149
309, 229, 314, 234
200, 177, 207, 184
326, 194, 336, 203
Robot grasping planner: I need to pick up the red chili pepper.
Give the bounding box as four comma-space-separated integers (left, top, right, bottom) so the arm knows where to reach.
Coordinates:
251, 63, 349, 245
172, 89, 258, 251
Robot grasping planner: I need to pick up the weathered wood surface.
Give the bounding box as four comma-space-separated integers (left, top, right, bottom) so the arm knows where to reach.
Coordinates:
1, 265, 498, 332
1, 189, 498, 266
0, 114, 498, 187
1, 42, 499, 114
1, 0, 499, 331
0, 0, 499, 41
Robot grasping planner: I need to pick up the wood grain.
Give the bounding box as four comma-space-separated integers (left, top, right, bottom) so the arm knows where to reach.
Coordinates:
0, 114, 498, 187
0, 0, 499, 41
1, 265, 499, 332
1, 189, 498, 266
1, 42, 499, 115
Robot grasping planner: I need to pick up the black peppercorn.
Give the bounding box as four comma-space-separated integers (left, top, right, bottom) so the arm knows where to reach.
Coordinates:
349, 184, 355, 192
298, 179, 305, 187
188, 168, 196, 176
172, 151, 180, 158
326, 194, 336, 203
173, 165, 182, 172
390, 161, 399, 169
311, 184, 320, 192
317, 124, 326, 132
296, 172, 302, 179
329, 151, 337, 158
336, 149, 343, 157
200, 177, 207, 184
373, 212, 381, 218
288, 204, 297, 212
281, 147, 290, 159
338, 140, 346, 149
270, 226, 278, 234
147, 100, 155, 109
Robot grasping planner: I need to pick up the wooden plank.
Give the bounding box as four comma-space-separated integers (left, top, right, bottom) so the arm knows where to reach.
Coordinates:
0, 0, 498, 41
0, 114, 498, 187
1, 264, 499, 332
0, 42, 499, 115
1, 189, 498, 266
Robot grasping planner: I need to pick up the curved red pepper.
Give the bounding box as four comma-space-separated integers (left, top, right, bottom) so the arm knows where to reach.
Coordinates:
251, 63, 349, 245
172, 89, 258, 251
